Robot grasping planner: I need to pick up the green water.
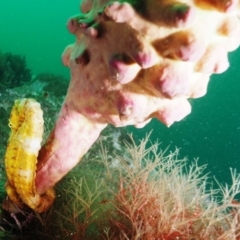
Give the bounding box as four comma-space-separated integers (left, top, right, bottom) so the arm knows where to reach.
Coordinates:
0, 0, 79, 78
1, 0, 240, 187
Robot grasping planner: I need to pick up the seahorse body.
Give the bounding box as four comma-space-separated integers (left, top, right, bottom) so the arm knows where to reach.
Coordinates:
4, 98, 55, 212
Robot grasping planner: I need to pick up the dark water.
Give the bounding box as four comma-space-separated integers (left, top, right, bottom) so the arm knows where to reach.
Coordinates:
1, 1, 240, 186
128, 50, 240, 186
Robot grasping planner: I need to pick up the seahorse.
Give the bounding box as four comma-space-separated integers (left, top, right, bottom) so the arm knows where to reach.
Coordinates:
4, 98, 55, 213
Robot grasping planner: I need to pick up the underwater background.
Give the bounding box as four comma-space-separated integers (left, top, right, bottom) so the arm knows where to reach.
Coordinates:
1, 1, 240, 239
0, 0, 240, 195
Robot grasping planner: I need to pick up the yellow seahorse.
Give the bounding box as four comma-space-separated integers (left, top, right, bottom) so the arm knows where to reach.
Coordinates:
4, 98, 55, 213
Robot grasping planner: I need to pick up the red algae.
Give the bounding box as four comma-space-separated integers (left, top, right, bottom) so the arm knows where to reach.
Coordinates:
35, 135, 240, 240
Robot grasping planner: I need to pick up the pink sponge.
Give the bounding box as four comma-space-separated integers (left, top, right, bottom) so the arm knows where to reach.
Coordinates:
34, 0, 240, 198
63, 0, 240, 127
